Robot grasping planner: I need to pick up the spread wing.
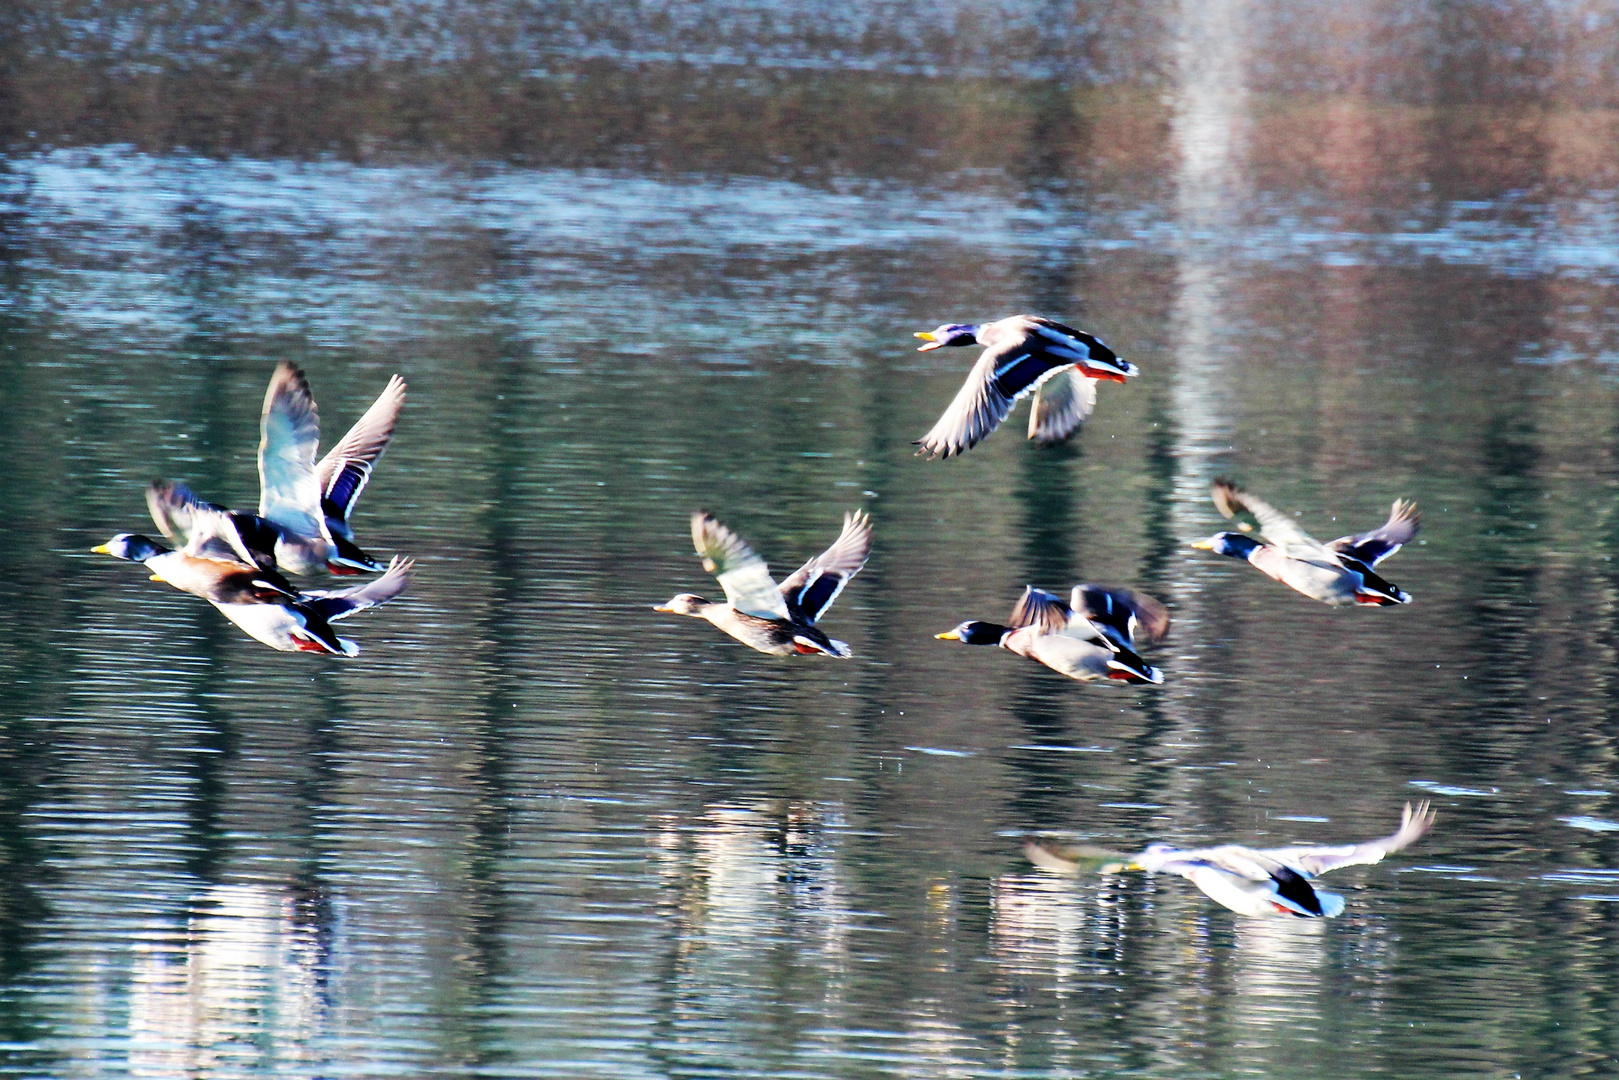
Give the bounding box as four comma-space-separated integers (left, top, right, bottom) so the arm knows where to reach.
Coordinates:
1211, 478, 1324, 558
691, 512, 789, 620
1027, 369, 1098, 444
1262, 801, 1436, 878
315, 373, 407, 526
1071, 585, 1170, 651
258, 362, 329, 542
1007, 586, 1072, 634
915, 338, 1068, 459
300, 556, 413, 622
146, 480, 260, 568
1023, 838, 1133, 876
1328, 499, 1419, 567
777, 509, 873, 623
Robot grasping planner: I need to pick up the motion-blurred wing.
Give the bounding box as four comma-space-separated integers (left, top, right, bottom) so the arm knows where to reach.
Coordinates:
1007, 586, 1072, 634
915, 340, 1068, 459
316, 373, 407, 533
1023, 837, 1134, 876
692, 512, 789, 620
1266, 801, 1436, 878
257, 362, 328, 542
146, 480, 260, 569
1071, 585, 1171, 651
1211, 479, 1322, 558
1027, 369, 1098, 444
777, 509, 873, 623
1328, 498, 1419, 567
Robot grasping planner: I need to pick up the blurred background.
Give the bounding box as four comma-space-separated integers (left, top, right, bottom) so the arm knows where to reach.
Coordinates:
2, 2, 1619, 1077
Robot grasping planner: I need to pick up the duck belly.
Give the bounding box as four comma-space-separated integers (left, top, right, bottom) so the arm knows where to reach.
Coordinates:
1011, 632, 1113, 681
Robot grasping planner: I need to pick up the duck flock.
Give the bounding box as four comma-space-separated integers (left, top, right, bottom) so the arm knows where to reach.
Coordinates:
96, 314, 1435, 921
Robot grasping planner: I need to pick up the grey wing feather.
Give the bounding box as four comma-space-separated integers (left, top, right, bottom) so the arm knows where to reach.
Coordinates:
1265, 801, 1436, 877
1008, 586, 1072, 634
146, 480, 260, 568
1328, 499, 1420, 567
1027, 369, 1097, 444
300, 556, 413, 622
258, 362, 329, 542
777, 509, 873, 623
1071, 585, 1170, 650
1211, 478, 1323, 557
692, 512, 790, 620
316, 373, 407, 492
916, 338, 1066, 459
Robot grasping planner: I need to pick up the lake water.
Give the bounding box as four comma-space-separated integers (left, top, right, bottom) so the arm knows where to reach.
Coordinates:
3, 3, 1619, 1077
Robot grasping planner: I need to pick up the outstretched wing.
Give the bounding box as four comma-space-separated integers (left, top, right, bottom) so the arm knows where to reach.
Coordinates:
692, 512, 789, 620
1328, 499, 1419, 567
1027, 369, 1098, 444
1023, 837, 1134, 876
1071, 585, 1171, 651
1211, 479, 1324, 558
258, 362, 329, 543
1263, 801, 1436, 878
1007, 586, 1072, 634
915, 339, 1068, 459
300, 556, 413, 623
316, 373, 407, 528
146, 480, 260, 568
777, 509, 873, 623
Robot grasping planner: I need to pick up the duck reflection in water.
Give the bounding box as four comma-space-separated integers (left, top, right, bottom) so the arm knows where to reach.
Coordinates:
1026, 801, 1435, 918
913, 315, 1139, 459
1191, 479, 1418, 606
657, 510, 872, 657
936, 584, 1170, 684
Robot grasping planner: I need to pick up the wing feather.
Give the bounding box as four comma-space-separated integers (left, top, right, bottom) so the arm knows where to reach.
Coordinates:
316, 373, 407, 493
777, 509, 873, 623
1007, 586, 1072, 634
1027, 369, 1098, 444
1211, 479, 1324, 558
915, 340, 1067, 459
1264, 801, 1436, 878
300, 556, 413, 622
1328, 498, 1420, 567
691, 512, 790, 620
258, 362, 329, 543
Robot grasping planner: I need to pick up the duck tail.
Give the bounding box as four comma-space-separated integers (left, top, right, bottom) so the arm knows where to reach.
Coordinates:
1104, 650, 1163, 684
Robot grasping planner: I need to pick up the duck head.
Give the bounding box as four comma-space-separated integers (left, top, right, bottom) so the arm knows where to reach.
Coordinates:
914, 323, 980, 352
655, 593, 710, 616
1190, 531, 1265, 561
935, 620, 1010, 645
93, 534, 171, 563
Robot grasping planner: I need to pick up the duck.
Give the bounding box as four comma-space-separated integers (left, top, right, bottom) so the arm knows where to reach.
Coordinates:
935, 584, 1169, 683
146, 363, 407, 576
1190, 479, 1418, 606
1025, 801, 1436, 918
912, 315, 1139, 459
656, 509, 872, 657
95, 520, 412, 656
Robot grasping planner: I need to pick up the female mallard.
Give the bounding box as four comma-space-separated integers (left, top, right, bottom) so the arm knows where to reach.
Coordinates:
935, 584, 1169, 683
913, 315, 1139, 459
95, 524, 412, 656
146, 362, 407, 576
1191, 479, 1418, 606
1025, 801, 1435, 918
656, 510, 872, 657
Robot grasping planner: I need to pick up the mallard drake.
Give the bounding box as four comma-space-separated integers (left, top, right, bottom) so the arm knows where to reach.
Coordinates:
95, 525, 412, 656
1191, 479, 1418, 606
935, 584, 1169, 683
913, 315, 1139, 459
146, 363, 407, 576
656, 510, 872, 657
1025, 801, 1435, 918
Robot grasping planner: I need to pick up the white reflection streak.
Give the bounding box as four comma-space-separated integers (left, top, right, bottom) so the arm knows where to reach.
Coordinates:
1230, 918, 1328, 1040
127, 884, 323, 1078
990, 873, 1091, 991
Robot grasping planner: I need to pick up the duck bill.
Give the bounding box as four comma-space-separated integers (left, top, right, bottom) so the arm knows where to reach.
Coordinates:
91, 544, 111, 554
914, 331, 944, 352
934, 629, 962, 640
652, 604, 674, 612
1189, 539, 1215, 550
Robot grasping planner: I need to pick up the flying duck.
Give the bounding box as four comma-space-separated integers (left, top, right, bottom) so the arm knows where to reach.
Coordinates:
146, 363, 407, 576
1025, 801, 1436, 918
1191, 479, 1418, 606
913, 315, 1138, 459
95, 517, 412, 656
935, 584, 1169, 683
656, 510, 872, 657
